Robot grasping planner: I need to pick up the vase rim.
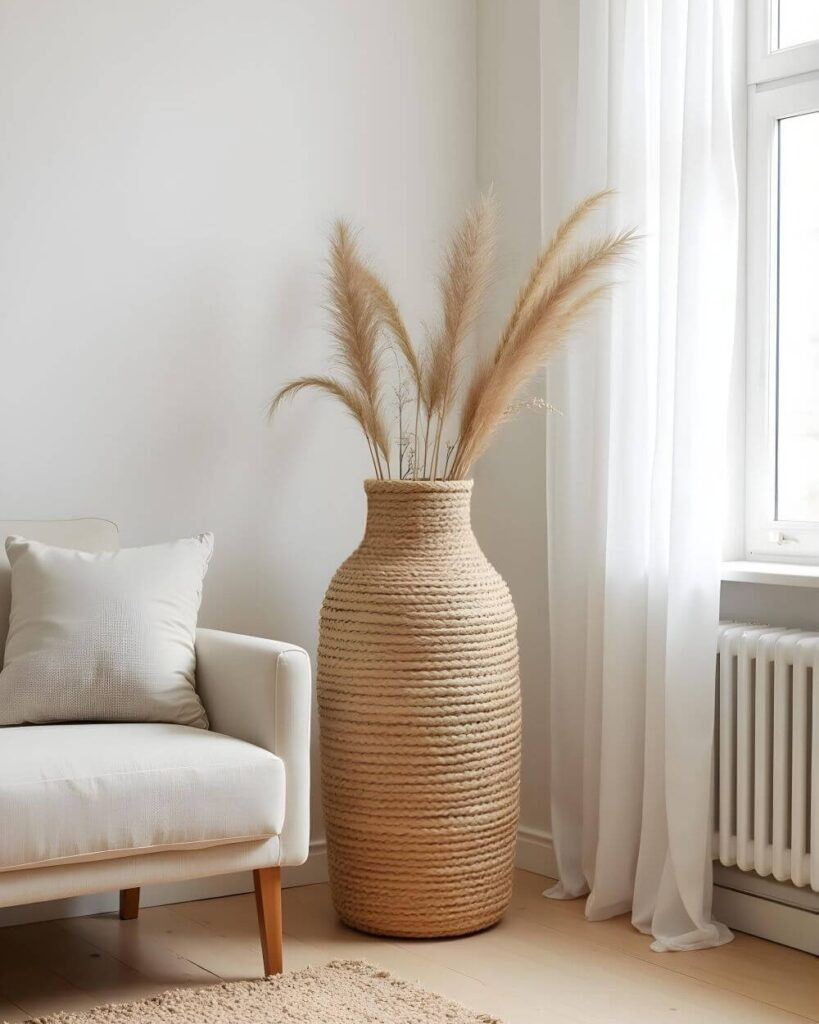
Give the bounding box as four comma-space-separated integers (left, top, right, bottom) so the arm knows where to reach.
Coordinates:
364, 478, 473, 494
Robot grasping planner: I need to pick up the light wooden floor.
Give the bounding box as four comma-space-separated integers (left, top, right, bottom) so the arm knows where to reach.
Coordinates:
0, 871, 816, 1023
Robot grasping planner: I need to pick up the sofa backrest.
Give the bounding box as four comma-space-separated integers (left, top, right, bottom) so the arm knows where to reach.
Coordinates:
0, 518, 119, 664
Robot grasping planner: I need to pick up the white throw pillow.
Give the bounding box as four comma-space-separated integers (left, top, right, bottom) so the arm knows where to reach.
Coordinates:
0, 533, 213, 728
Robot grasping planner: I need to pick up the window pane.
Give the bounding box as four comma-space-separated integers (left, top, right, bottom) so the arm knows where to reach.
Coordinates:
776, 110, 819, 521
777, 0, 819, 49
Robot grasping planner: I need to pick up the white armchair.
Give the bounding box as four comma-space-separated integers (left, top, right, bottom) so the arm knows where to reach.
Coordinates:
0, 518, 311, 976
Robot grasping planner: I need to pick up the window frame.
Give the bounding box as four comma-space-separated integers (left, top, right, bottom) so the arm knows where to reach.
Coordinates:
748, 0, 819, 84
745, 2, 819, 561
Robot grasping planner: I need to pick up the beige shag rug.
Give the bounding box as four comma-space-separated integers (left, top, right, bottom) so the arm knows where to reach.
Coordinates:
17, 961, 501, 1024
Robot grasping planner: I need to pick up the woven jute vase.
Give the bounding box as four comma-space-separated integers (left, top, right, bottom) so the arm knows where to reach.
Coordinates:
317, 479, 521, 938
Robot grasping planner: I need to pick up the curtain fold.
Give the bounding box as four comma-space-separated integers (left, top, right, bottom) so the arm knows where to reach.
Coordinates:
545, 0, 740, 951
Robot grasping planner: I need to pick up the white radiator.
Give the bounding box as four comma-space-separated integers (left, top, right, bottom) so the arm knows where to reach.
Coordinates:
715, 623, 817, 891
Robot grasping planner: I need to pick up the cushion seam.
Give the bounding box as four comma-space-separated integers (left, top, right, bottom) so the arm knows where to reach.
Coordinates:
4, 758, 282, 788
1, 832, 278, 873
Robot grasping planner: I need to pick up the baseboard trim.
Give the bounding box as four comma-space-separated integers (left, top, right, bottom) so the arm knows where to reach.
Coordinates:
515, 826, 557, 879
0, 839, 330, 929
714, 884, 818, 955
511, 832, 819, 955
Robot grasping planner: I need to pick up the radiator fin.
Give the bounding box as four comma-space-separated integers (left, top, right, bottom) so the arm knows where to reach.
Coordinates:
715, 624, 817, 891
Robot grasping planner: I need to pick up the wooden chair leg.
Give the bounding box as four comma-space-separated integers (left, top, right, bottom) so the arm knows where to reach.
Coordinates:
119, 887, 140, 920
253, 866, 283, 975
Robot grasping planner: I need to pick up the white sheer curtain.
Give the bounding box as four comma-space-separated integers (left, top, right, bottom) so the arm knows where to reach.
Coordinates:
545, 0, 740, 951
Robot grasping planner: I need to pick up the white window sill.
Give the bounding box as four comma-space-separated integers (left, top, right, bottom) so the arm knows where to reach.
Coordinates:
721, 560, 819, 588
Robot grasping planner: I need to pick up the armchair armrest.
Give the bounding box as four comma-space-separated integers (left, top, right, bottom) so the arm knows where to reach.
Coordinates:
195, 627, 311, 866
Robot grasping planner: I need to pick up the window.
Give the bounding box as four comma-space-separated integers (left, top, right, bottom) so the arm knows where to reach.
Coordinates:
778, 0, 819, 50
746, 0, 819, 559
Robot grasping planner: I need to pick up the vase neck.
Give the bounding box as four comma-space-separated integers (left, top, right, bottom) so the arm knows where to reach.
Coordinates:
361, 482, 474, 550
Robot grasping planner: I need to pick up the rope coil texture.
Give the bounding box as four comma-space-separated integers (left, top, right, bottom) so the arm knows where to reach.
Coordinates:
317, 480, 521, 937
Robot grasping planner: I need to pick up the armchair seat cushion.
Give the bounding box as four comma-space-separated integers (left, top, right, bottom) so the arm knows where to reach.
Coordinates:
0, 723, 284, 872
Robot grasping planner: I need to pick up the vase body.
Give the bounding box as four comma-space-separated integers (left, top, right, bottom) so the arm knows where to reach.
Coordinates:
317, 479, 521, 938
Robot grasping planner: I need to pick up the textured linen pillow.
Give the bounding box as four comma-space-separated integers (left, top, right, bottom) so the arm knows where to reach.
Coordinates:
0, 533, 213, 728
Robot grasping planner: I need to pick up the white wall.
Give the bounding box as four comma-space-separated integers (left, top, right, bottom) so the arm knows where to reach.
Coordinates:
0, 0, 575, 898
473, 0, 580, 859
0, 0, 477, 844
473, 0, 549, 852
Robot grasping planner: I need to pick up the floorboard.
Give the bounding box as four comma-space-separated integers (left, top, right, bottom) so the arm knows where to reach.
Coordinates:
0, 871, 814, 1023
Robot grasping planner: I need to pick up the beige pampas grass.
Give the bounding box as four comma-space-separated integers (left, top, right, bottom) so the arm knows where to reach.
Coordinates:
268, 192, 635, 481
494, 188, 613, 363
450, 229, 636, 478
326, 221, 392, 477
360, 267, 422, 394
267, 375, 385, 477
359, 266, 427, 479
269, 221, 392, 478
426, 193, 497, 478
